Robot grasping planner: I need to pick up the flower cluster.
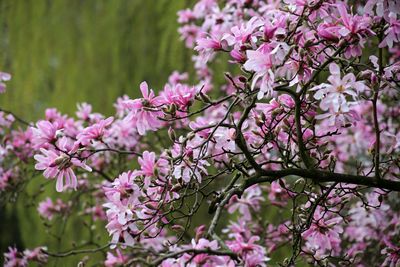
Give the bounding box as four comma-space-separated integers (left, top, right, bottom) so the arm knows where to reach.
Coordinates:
4, 246, 48, 267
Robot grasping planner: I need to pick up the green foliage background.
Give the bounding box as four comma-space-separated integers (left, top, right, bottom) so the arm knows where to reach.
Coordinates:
0, 0, 196, 120
0, 0, 203, 265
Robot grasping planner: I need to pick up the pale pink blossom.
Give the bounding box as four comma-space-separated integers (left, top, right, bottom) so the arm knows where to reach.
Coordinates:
34, 138, 92, 192
3, 247, 27, 267
0, 71, 11, 93
105, 249, 128, 267
161, 83, 197, 110
31, 120, 59, 148
75, 117, 113, 146
37, 197, 70, 220
124, 82, 163, 135
243, 44, 275, 99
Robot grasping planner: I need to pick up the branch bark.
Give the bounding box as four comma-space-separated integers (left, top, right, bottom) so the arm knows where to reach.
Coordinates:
242, 168, 400, 192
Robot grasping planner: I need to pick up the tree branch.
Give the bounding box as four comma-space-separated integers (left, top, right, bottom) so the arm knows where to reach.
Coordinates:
242, 168, 400, 192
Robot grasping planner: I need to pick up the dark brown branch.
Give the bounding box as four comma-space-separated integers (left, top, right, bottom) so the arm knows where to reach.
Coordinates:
235, 96, 262, 173
0, 107, 33, 126
43, 243, 112, 257
242, 168, 400, 192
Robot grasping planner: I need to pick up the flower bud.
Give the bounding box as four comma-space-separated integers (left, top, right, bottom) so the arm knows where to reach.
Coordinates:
168, 127, 176, 142
199, 92, 212, 103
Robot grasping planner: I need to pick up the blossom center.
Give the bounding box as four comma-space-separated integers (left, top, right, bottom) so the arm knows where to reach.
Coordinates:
336, 85, 345, 93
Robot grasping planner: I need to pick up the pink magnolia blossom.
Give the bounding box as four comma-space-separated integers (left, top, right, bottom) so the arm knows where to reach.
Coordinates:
223, 17, 263, 47
195, 34, 226, 64
75, 116, 113, 146
161, 83, 197, 111
23, 247, 48, 265
37, 197, 70, 220
227, 185, 264, 220
138, 151, 168, 185
312, 63, 365, 126
303, 211, 344, 260
31, 120, 59, 148
75, 102, 102, 121
34, 138, 92, 192
124, 81, 163, 135
336, 2, 372, 37
0, 71, 11, 93
180, 238, 230, 266
379, 14, 400, 48
3, 247, 27, 267
105, 249, 128, 267
172, 160, 209, 184
381, 237, 400, 267
243, 44, 275, 99
168, 71, 188, 85
227, 235, 270, 267
317, 23, 341, 42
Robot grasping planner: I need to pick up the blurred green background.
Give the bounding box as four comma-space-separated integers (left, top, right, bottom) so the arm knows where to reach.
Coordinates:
0, 0, 198, 265
0, 0, 196, 121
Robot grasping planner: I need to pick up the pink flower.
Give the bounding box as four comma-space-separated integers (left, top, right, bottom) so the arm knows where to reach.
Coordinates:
268, 181, 290, 207
138, 151, 157, 176
227, 185, 264, 220
311, 63, 365, 126
189, 117, 215, 138
0, 111, 14, 130
0, 71, 11, 93
172, 154, 209, 184
227, 235, 263, 255
181, 238, 230, 265
23, 247, 48, 265
105, 249, 128, 267
243, 44, 275, 99
3, 247, 27, 267
381, 237, 400, 267
34, 139, 92, 192
103, 171, 145, 247
38, 197, 70, 220
214, 128, 237, 152
76, 102, 93, 121
161, 83, 197, 110
75, 117, 113, 146
315, 109, 361, 127
336, 2, 372, 37
138, 151, 168, 183
379, 14, 400, 48
223, 17, 263, 46
177, 9, 196, 24
227, 235, 270, 267
195, 35, 223, 50
178, 25, 200, 48
0, 169, 13, 191
230, 49, 246, 63
31, 120, 59, 148
303, 211, 343, 260
263, 14, 287, 41
168, 71, 188, 85
124, 82, 163, 135
317, 23, 341, 42
195, 34, 225, 64
104, 171, 141, 205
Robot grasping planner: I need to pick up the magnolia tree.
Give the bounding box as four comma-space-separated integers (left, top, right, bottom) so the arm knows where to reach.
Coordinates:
1, 0, 400, 266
